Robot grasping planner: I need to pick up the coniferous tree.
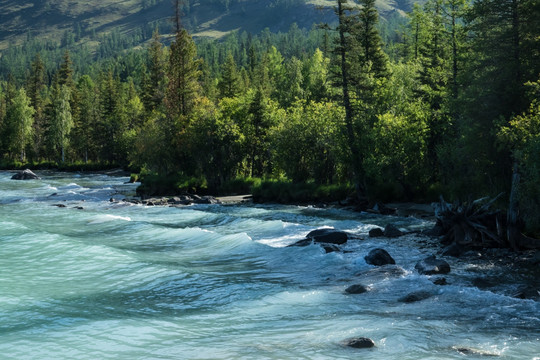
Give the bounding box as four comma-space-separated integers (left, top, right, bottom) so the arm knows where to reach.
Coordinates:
4, 88, 35, 161
142, 29, 166, 112
165, 28, 201, 120
26, 53, 47, 159
217, 53, 242, 98
47, 85, 73, 162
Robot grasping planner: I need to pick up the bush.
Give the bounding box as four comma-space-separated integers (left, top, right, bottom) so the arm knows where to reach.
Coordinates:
136, 172, 207, 197
252, 179, 353, 204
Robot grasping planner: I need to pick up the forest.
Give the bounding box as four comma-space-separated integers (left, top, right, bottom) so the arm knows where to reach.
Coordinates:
0, 0, 539, 235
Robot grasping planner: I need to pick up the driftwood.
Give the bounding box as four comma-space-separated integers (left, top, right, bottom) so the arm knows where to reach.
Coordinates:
434, 195, 540, 251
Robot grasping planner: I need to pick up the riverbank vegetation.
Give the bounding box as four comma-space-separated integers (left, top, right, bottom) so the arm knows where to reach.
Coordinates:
0, 0, 539, 235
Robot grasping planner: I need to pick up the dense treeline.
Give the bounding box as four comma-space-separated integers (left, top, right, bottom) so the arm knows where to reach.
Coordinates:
0, 0, 539, 234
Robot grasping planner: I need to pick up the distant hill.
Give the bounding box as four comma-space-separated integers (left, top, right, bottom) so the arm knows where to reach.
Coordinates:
0, 0, 422, 51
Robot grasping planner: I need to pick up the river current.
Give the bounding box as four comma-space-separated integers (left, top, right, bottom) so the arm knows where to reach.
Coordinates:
0, 171, 538, 359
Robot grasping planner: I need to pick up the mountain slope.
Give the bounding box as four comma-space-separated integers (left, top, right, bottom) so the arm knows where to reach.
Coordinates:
0, 0, 421, 51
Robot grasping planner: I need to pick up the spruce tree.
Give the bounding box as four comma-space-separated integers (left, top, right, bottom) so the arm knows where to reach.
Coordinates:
217, 53, 241, 98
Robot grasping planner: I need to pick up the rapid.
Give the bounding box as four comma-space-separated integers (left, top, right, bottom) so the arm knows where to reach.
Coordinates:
0, 171, 538, 359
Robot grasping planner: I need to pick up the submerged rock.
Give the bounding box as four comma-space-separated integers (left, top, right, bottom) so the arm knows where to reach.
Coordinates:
432, 277, 448, 286
345, 284, 369, 294
343, 337, 375, 349
384, 224, 403, 238
11, 169, 40, 180
415, 255, 451, 275
355, 265, 406, 283
454, 347, 500, 357
399, 290, 432, 303
364, 248, 396, 266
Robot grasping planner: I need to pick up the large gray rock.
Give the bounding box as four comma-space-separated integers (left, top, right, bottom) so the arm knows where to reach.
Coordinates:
415, 255, 451, 275
306, 228, 348, 245
11, 169, 40, 180
364, 248, 396, 266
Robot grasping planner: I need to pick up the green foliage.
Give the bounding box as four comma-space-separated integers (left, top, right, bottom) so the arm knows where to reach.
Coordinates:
272, 100, 345, 183
252, 179, 353, 203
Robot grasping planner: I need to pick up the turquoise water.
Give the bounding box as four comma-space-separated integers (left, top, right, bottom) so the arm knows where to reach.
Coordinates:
0, 171, 538, 359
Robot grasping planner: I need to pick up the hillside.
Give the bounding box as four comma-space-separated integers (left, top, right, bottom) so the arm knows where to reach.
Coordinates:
0, 0, 421, 51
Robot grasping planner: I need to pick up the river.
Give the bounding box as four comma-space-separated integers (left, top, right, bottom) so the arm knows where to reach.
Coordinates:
0, 171, 538, 359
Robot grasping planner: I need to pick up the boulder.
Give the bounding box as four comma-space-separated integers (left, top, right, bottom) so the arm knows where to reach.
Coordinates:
364, 248, 396, 266
306, 228, 348, 245
369, 228, 384, 238
343, 337, 375, 349
383, 224, 403, 238
399, 290, 432, 303
415, 255, 450, 275
11, 169, 40, 180
345, 284, 369, 294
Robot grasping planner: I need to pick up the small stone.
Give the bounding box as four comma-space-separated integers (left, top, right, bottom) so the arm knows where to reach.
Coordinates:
343, 337, 375, 349
345, 284, 369, 294
53, 204, 66, 208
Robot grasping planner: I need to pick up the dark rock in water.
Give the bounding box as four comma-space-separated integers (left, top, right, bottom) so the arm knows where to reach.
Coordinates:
384, 224, 403, 238
322, 244, 341, 253
441, 243, 463, 257
432, 277, 448, 286
53, 204, 67, 208
345, 284, 369, 294
355, 265, 406, 283
369, 228, 384, 238
73, 206, 84, 210
11, 169, 40, 180
399, 290, 432, 303
415, 255, 451, 275
343, 337, 375, 349
306, 228, 348, 245
287, 238, 313, 247
365, 248, 396, 266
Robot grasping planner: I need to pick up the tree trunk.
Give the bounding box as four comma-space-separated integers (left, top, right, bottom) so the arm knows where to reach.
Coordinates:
337, 0, 366, 200
507, 162, 521, 251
